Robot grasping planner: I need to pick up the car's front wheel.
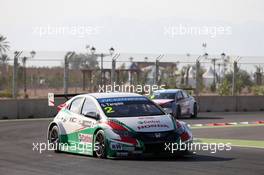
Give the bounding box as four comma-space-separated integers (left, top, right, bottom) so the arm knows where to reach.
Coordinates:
94, 130, 106, 158
173, 105, 181, 119
190, 103, 198, 118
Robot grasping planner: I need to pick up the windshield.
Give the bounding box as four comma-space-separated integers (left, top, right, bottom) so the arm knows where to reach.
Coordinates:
152, 92, 176, 99
97, 97, 165, 117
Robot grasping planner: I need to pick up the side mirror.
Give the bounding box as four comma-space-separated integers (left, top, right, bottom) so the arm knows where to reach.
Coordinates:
84, 112, 100, 120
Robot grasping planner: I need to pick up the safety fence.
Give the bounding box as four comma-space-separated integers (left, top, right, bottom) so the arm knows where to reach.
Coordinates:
0, 51, 264, 98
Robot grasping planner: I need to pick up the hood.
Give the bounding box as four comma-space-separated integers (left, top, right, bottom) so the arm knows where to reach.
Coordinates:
152, 99, 174, 105
113, 115, 175, 132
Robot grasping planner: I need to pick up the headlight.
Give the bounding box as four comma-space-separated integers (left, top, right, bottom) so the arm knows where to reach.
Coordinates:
175, 121, 185, 134
112, 130, 133, 137
183, 123, 191, 131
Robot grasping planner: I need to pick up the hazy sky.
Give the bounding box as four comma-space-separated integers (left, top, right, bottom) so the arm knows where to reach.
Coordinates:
1, 0, 264, 58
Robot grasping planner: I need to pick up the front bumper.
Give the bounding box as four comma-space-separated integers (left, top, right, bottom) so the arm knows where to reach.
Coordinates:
106, 131, 193, 158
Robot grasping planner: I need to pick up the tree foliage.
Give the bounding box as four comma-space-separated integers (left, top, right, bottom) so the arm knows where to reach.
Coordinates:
251, 85, 264, 96
221, 69, 253, 94
0, 35, 10, 53
218, 79, 231, 96
68, 53, 99, 70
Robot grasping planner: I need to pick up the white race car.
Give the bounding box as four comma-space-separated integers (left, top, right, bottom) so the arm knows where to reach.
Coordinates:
47, 92, 193, 158
151, 89, 198, 118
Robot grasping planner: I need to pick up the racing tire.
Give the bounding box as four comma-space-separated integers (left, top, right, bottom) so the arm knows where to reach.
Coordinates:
48, 125, 61, 153
190, 103, 198, 118
94, 130, 107, 159
174, 105, 181, 119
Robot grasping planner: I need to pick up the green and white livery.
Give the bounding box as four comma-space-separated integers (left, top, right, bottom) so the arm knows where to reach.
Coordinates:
47, 92, 193, 158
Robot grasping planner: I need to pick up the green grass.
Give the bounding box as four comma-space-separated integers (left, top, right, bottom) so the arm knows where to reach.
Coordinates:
196, 138, 264, 149
191, 124, 264, 129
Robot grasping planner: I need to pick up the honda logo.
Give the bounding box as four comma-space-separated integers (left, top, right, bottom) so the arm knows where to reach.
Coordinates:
155, 133, 161, 138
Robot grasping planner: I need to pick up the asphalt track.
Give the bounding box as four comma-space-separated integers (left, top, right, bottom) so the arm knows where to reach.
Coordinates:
0, 112, 263, 175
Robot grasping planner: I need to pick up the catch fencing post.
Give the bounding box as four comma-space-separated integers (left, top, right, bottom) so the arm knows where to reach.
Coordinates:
12, 51, 22, 98
64, 54, 70, 94
154, 54, 163, 85
232, 61, 238, 96
155, 59, 159, 85
111, 54, 119, 89
195, 60, 200, 97
232, 61, 238, 111
111, 57, 116, 88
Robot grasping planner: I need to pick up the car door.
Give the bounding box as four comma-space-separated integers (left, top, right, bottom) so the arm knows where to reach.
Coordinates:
77, 97, 100, 154
62, 97, 85, 144
181, 90, 191, 114
176, 91, 188, 115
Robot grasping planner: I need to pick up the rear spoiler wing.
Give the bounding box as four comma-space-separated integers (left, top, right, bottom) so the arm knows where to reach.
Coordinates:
48, 93, 83, 106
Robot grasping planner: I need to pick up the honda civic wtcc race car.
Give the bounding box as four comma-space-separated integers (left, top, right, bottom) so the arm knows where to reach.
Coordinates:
47, 92, 193, 158
151, 89, 198, 118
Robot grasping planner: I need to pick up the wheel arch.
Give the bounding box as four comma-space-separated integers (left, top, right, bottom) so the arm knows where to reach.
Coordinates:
192, 101, 198, 113
93, 127, 105, 140
47, 122, 61, 141
92, 127, 106, 156
189, 98, 197, 113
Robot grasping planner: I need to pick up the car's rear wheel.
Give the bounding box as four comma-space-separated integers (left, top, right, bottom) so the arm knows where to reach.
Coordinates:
48, 125, 60, 152
94, 130, 106, 159
190, 103, 198, 118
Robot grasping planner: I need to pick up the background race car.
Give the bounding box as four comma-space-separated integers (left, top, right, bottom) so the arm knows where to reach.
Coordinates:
47, 92, 193, 159
151, 89, 198, 118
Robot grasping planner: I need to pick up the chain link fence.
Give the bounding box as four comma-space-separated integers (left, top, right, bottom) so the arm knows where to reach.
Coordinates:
0, 51, 263, 98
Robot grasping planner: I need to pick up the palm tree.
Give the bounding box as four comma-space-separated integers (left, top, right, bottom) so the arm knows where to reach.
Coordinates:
180, 66, 189, 85
0, 54, 9, 64
0, 54, 10, 90
0, 35, 10, 53
255, 65, 263, 85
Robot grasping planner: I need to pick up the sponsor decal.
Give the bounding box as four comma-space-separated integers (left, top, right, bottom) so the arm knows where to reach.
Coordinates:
69, 117, 94, 128
61, 116, 67, 123
110, 142, 123, 150
98, 97, 148, 103
101, 102, 124, 107
137, 120, 161, 125
137, 124, 169, 130
137, 119, 169, 130
79, 133, 93, 143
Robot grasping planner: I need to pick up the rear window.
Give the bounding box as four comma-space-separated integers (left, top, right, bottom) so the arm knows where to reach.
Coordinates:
69, 97, 84, 114
97, 97, 164, 118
